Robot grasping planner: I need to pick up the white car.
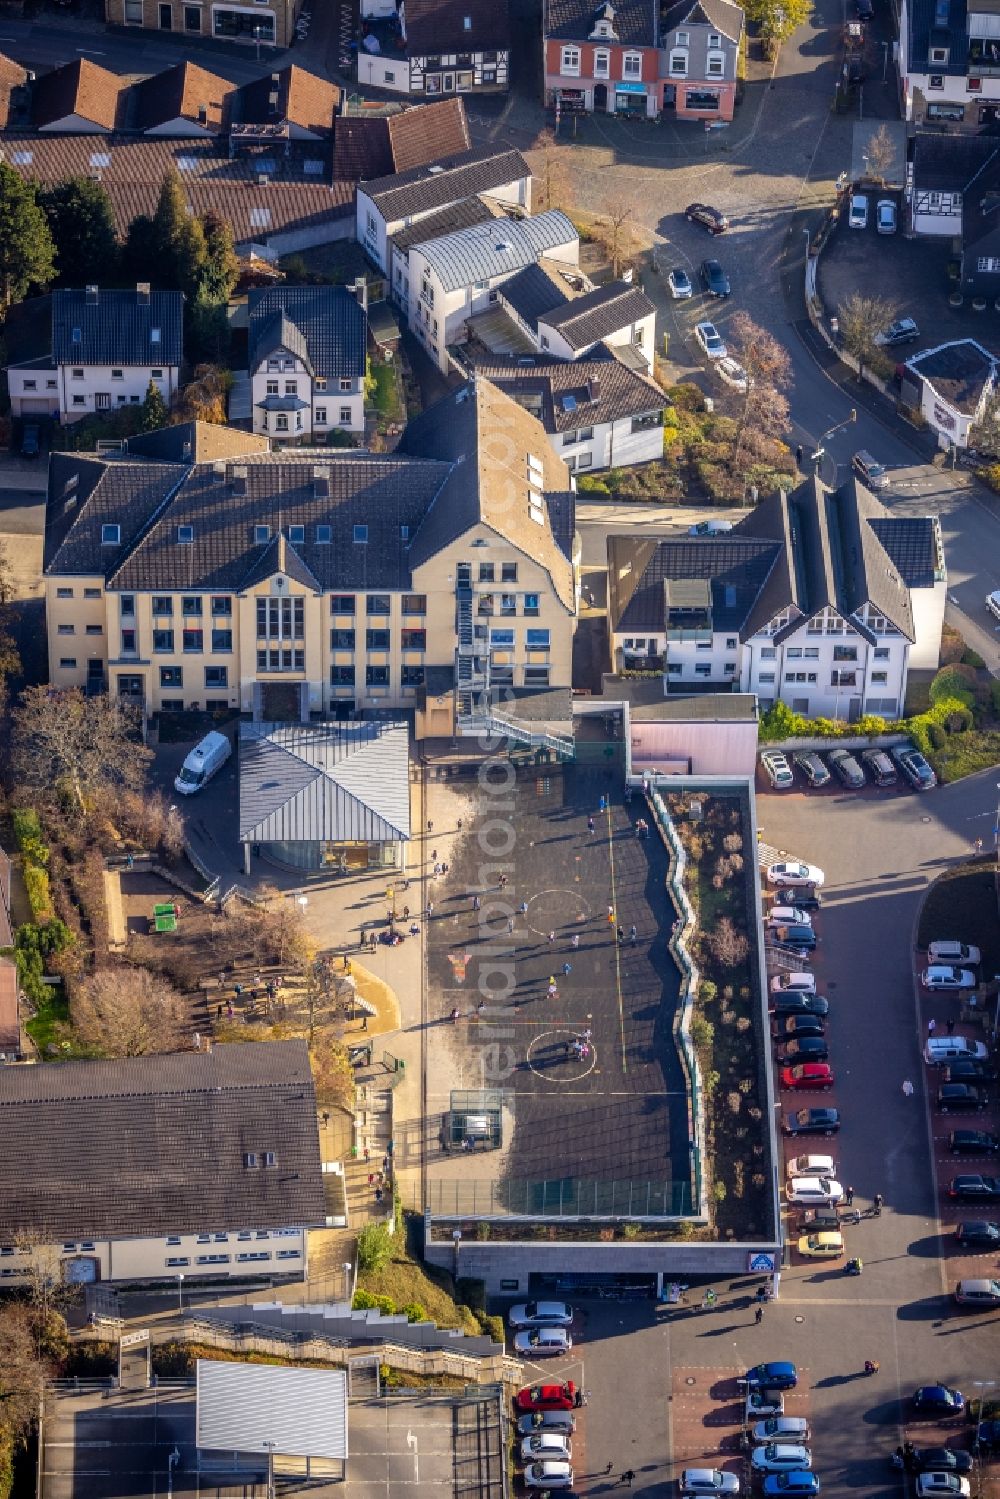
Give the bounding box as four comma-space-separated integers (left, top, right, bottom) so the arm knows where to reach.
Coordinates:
988, 589, 1000, 623
876, 198, 897, 234
695, 320, 727, 360
761, 750, 794, 789
513, 1327, 572, 1357
680, 1471, 740, 1496
921, 965, 977, 991
688, 519, 734, 536
767, 861, 825, 889
786, 1154, 836, 1179
508, 1301, 573, 1330
848, 193, 869, 228
525, 1462, 574, 1489
928, 942, 981, 965
770, 972, 816, 995
520, 1434, 572, 1463
746, 1391, 785, 1421
716, 356, 749, 392
750, 1446, 813, 1474
751, 1418, 811, 1445
915, 1477, 970, 1499
786, 1176, 844, 1205
768, 907, 811, 928
668, 267, 694, 299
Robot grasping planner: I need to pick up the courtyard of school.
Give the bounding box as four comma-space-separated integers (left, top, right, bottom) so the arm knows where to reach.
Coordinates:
421, 755, 693, 1219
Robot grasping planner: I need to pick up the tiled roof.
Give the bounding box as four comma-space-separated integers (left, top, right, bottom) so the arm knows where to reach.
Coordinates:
51, 287, 184, 368
361, 144, 529, 220
0, 1040, 326, 1242
387, 96, 470, 172
32, 57, 123, 132
661, 0, 743, 38
389, 194, 494, 254
607, 533, 781, 633
905, 0, 969, 74
498, 259, 583, 331
401, 0, 511, 54
544, 0, 657, 45
134, 61, 235, 134
400, 376, 576, 611
237, 65, 340, 135
0, 51, 28, 132
44, 455, 188, 576
868, 512, 940, 589
416, 209, 576, 293
912, 134, 998, 194
332, 116, 394, 183
906, 338, 997, 414
472, 349, 665, 433
124, 421, 270, 464
539, 282, 656, 351
247, 286, 368, 382
0, 135, 352, 245
239, 720, 411, 844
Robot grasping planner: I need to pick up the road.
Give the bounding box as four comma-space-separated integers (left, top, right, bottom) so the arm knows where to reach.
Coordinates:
0, 14, 294, 81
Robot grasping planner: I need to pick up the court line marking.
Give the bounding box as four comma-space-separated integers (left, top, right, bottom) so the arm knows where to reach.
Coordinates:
606, 802, 627, 1071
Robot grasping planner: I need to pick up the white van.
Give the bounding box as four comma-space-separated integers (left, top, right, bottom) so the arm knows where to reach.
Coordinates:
174, 730, 231, 795
928, 941, 982, 966
924, 1036, 989, 1066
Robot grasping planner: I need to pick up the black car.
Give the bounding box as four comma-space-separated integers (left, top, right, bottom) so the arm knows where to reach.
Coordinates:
976, 1420, 1000, 1454
776, 1037, 829, 1065
700, 258, 731, 297
949, 1130, 1000, 1155
948, 1175, 1000, 1200
771, 923, 817, 951
685, 202, 729, 234
771, 1015, 826, 1041
945, 1059, 998, 1085
956, 1220, 1000, 1248
779, 886, 822, 910
910, 1449, 974, 1475
797, 1206, 841, 1231
938, 1084, 987, 1113
770, 993, 830, 1017
783, 1107, 841, 1137
20, 423, 40, 458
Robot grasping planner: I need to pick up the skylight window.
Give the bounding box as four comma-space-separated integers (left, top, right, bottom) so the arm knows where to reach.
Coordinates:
177, 525, 194, 543
11, 151, 32, 166
255, 525, 271, 543
288, 524, 305, 543
354, 524, 368, 544
101, 524, 120, 545
250, 207, 272, 229
177, 156, 198, 173
151, 328, 161, 344
304, 159, 324, 175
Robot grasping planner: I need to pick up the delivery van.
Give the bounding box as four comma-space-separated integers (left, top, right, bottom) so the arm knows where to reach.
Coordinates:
174, 730, 231, 795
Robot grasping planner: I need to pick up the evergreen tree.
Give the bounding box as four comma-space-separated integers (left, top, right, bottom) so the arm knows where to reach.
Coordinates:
39, 177, 120, 287
139, 378, 169, 432
0, 164, 55, 308
150, 170, 207, 297
198, 212, 239, 304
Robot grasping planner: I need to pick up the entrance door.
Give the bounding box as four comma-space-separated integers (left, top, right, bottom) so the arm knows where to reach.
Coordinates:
594, 82, 608, 110
95, 393, 111, 411
159, 2, 172, 25
86, 659, 105, 694
262, 681, 302, 722
333, 699, 355, 721
442, 72, 455, 91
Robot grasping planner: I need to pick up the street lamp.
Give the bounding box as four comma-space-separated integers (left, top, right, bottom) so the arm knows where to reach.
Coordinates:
254, 24, 263, 61
881, 40, 889, 82
802, 226, 811, 258
811, 409, 857, 466
176, 1273, 184, 1313
343, 1261, 353, 1301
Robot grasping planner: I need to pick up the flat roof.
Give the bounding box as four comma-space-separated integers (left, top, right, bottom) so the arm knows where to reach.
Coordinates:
197, 1361, 348, 1460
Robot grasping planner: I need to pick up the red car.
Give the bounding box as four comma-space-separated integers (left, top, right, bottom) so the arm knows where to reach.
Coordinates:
514, 1383, 578, 1413
781, 1063, 834, 1092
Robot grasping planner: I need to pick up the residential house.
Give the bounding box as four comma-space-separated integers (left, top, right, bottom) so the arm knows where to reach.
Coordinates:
32, 58, 124, 133
908, 134, 997, 236
0, 1041, 325, 1285
543, 0, 660, 117
235, 66, 341, 139
498, 264, 657, 366
0, 52, 29, 131
899, 0, 1000, 129
134, 61, 237, 136
659, 0, 743, 121
105, 0, 304, 51
357, 0, 511, 98
902, 338, 998, 446
474, 349, 666, 471
607, 477, 946, 719
356, 143, 531, 274
388, 196, 496, 309
43, 377, 576, 734
332, 95, 471, 205
405, 209, 579, 370
959, 152, 1000, 293
7, 285, 182, 425
246, 286, 368, 443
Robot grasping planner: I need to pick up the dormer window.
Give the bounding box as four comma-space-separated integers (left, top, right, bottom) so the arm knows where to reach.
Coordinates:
255, 525, 271, 543
463, 12, 471, 25
675, 30, 689, 44
930, 45, 949, 61
288, 525, 305, 543
354, 525, 368, 544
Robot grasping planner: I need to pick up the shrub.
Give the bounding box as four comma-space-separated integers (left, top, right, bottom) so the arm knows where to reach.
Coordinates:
12, 808, 49, 868
22, 864, 53, 920
373, 1294, 396, 1316
708, 917, 750, 969
698, 980, 718, 1004
576, 475, 610, 494
690, 1016, 715, 1049
927, 721, 947, 750
352, 1289, 377, 1310
357, 1222, 394, 1273
929, 665, 976, 711
476, 1311, 505, 1344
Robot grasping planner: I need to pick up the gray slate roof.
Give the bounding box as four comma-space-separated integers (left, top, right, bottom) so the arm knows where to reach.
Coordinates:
544, 0, 656, 45
389, 194, 495, 255
498, 260, 582, 331
401, 0, 511, 54
0, 1040, 325, 1242
248, 286, 367, 382
416, 210, 576, 293
472, 348, 665, 433
660, 0, 743, 39
911, 134, 998, 194
239, 721, 411, 845
538, 282, 655, 352
361, 145, 529, 221
51, 287, 183, 368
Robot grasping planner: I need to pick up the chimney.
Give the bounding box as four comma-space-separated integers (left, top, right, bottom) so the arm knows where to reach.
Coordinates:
267, 88, 280, 115
230, 465, 248, 496
312, 465, 331, 498
588, 378, 601, 402
351, 275, 368, 312
197, 103, 208, 125
136, 281, 150, 307
85, 285, 98, 305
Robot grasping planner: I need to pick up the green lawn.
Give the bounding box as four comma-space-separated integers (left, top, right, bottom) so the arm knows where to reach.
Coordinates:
928, 729, 1000, 784
24, 988, 70, 1055
369, 363, 404, 422
916, 864, 1000, 976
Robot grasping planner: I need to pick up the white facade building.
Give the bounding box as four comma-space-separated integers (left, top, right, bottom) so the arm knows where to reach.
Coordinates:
902, 339, 998, 449
246, 286, 368, 443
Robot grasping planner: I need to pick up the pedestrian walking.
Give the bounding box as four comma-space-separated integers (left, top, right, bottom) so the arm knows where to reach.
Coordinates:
374, 1186, 383, 1204
126, 852, 134, 870
873, 1192, 884, 1215
498, 874, 508, 890
507, 916, 515, 935
361, 1015, 368, 1032
520, 900, 528, 915
755, 1305, 764, 1325
382, 1154, 390, 1173
364, 1146, 370, 1163
620, 1473, 635, 1489
457, 819, 463, 831
974, 836, 984, 854
473, 894, 481, 911
928, 1018, 936, 1035
217, 1003, 223, 1020
946, 1017, 956, 1035
588, 816, 595, 833
563, 962, 572, 976
604, 1463, 614, 1476
796, 443, 803, 467
403, 905, 410, 920
368, 1171, 374, 1186
477, 1000, 486, 1016
431, 850, 438, 862
427, 820, 433, 833
572, 934, 580, 949
427, 901, 435, 918
548, 930, 556, 944
844, 1184, 855, 1205
902, 1079, 914, 1097
630, 924, 637, 944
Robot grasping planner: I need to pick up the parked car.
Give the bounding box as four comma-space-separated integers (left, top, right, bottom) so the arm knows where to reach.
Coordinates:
716, 356, 748, 392
668, 267, 693, 298
762, 1475, 819, 1498
856, 0, 873, 20
767, 861, 825, 888
988, 589, 1000, 624
20, 423, 40, 459
827, 748, 865, 788
685, 202, 729, 233
875, 316, 920, 346
516, 1412, 576, 1436
751, 1447, 812, 1474
768, 906, 812, 927
954, 1278, 1000, 1306
915, 1476, 970, 1499
744, 1363, 798, 1390
700, 258, 731, 297
786, 1154, 836, 1178
520, 1434, 572, 1463
746, 1390, 786, 1420
771, 993, 829, 1017
860, 748, 897, 786
876, 198, 897, 233
922, 965, 976, 991
514, 1384, 577, 1412
926, 1038, 989, 1065
770, 924, 817, 952
848, 193, 869, 228
910, 1451, 974, 1475
956, 1221, 1000, 1248
751, 1419, 811, 1445
508, 1302, 574, 1330
688, 519, 734, 536
513, 1328, 572, 1357
771, 972, 817, 995
776, 1038, 829, 1066
893, 743, 937, 789
792, 752, 831, 788
761, 750, 794, 789
781, 1063, 835, 1091
783, 1107, 840, 1136
773, 1016, 825, 1042
796, 1231, 844, 1259
778, 886, 822, 910
695, 320, 727, 359
948, 1175, 1000, 1200
680, 1471, 741, 1495
929, 941, 981, 965
949, 1130, 1000, 1154
524, 1461, 573, 1489
786, 1176, 843, 1205
852, 449, 889, 491
797, 1206, 841, 1230
912, 1386, 965, 1416
946, 1059, 998, 1084
937, 1085, 988, 1114
975, 1420, 1000, 1453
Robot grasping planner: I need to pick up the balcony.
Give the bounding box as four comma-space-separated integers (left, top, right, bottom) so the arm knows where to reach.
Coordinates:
968, 39, 1000, 73
665, 628, 712, 643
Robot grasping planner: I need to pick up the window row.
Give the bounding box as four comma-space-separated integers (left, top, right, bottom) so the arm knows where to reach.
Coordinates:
331, 665, 426, 687
158, 666, 230, 688
144, 595, 232, 617
332, 629, 427, 650
148, 630, 231, 653
262, 378, 354, 394
486, 628, 551, 648
330, 594, 425, 616
163, 1250, 301, 1266
55, 586, 103, 600
165, 1231, 277, 1244
477, 593, 541, 616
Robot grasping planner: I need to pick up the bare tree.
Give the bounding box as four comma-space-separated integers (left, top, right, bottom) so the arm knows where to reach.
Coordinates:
726, 311, 793, 472
310, 1037, 356, 1111
0, 1302, 51, 1444
967, 389, 1000, 457
530, 130, 574, 213
13, 687, 150, 813
597, 196, 636, 279
71, 966, 188, 1056
708, 918, 750, 969
837, 292, 896, 380
175, 363, 230, 425
864, 124, 896, 187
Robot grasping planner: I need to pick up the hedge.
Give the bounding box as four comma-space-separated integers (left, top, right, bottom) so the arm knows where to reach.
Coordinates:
12, 809, 49, 869
21, 865, 53, 921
